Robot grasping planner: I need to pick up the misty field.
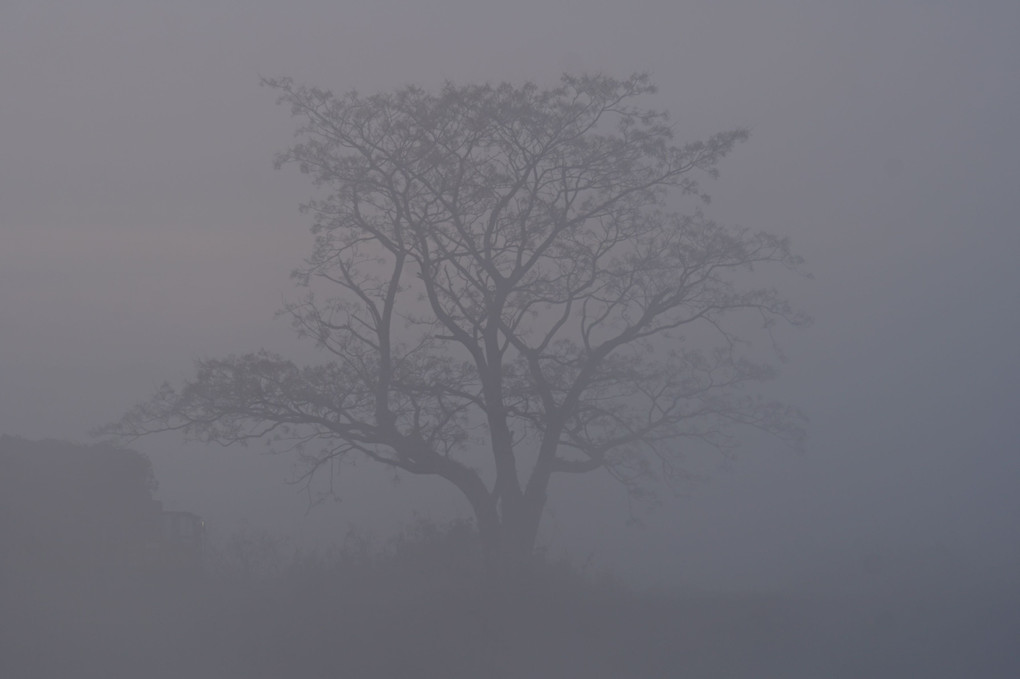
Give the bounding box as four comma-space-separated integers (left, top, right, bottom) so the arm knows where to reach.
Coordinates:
3, 521, 1017, 679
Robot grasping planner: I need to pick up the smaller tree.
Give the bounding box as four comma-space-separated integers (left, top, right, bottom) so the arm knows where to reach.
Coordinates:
103, 74, 808, 574
0, 436, 158, 572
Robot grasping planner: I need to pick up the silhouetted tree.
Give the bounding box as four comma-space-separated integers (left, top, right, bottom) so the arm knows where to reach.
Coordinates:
104, 74, 808, 574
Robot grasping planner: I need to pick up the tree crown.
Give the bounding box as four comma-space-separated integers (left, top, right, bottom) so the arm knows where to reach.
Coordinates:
104, 74, 807, 546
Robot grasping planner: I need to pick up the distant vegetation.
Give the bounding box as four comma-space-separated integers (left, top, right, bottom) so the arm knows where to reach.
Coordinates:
0, 436, 773, 676
4, 437, 1014, 677
0, 435, 158, 576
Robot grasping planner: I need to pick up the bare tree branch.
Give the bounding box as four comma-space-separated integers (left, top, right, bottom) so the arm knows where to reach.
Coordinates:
100, 73, 808, 565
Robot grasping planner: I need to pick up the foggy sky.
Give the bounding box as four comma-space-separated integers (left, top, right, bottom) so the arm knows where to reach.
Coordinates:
1, 0, 1018, 592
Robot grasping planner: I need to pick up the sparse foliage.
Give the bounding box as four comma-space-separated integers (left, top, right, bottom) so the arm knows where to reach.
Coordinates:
103, 74, 808, 570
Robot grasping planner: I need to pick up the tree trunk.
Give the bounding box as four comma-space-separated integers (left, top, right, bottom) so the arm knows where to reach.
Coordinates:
475, 493, 546, 589
441, 458, 549, 587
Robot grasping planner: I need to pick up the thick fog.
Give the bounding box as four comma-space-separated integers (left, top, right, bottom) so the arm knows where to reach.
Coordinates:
2, 1, 1018, 675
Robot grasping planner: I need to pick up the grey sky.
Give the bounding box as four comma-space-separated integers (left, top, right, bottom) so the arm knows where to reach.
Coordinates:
1, 0, 1017, 591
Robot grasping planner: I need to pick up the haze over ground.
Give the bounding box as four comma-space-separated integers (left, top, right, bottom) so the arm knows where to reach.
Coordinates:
1, 0, 1018, 595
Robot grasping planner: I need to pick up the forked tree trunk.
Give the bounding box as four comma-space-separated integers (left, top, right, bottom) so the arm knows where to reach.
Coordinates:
473, 493, 547, 588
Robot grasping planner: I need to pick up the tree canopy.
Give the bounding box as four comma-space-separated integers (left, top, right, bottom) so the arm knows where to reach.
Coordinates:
105, 73, 808, 568
0, 436, 158, 572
